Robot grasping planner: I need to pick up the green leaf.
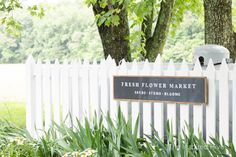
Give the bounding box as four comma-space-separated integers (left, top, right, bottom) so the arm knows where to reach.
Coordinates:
111, 15, 120, 26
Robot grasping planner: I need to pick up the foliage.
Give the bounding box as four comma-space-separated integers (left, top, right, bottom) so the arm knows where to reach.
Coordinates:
0, 0, 44, 37
163, 13, 204, 62
0, 1, 205, 63
1, 0, 236, 63
0, 1, 103, 63
85, 0, 203, 61
0, 136, 35, 156
0, 108, 236, 157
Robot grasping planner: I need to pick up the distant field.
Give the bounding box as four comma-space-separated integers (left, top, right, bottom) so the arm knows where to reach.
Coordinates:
0, 102, 25, 128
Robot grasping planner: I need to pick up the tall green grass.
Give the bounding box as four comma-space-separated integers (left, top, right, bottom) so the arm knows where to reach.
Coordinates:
0, 108, 235, 157
0, 102, 25, 128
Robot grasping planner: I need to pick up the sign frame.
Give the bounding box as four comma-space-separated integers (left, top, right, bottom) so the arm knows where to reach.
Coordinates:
113, 75, 208, 105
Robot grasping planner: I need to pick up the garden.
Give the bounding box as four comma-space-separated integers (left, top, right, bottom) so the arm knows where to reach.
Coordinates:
1, 108, 236, 157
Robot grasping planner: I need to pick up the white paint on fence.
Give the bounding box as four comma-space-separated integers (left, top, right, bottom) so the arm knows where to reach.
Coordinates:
119, 60, 129, 120
35, 60, 43, 134
164, 60, 176, 135
191, 60, 203, 136
99, 59, 109, 117
25, 56, 236, 146
26, 55, 36, 138
61, 60, 71, 127
205, 59, 216, 142
71, 60, 80, 126
219, 59, 229, 141
129, 60, 140, 136
51, 59, 61, 125
233, 64, 236, 143
153, 55, 164, 138
142, 59, 152, 136
178, 60, 189, 134
43, 60, 52, 131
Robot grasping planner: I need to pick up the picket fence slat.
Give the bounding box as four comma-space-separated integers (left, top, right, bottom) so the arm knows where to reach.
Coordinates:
178, 60, 189, 133
89, 60, 100, 119
164, 60, 176, 134
142, 60, 152, 136
233, 65, 236, 145
81, 60, 90, 122
109, 58, 119, 121
191, 60, 203, 136
119, 60, 129, 120
51, 59, 61, 125
26, 56, 236, 142
99, 59, 109, 117
153, 55, 164, 138
35, 60, 43, 133
71, 60, 80, 125
26, 56, 36, 138
61, 60, 71, 127
219, 59, 229, 141
43, 60, 52, 131
205, 59, 216, 141
130, 60, 140, 135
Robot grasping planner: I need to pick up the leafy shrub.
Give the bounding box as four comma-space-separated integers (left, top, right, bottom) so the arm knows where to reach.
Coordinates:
0, 109, 236, 157
0, 136, 35, 157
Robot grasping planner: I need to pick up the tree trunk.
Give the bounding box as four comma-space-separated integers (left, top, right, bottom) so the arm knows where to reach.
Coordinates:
141, 0, 154, 60
204, 0, 236, 59
93, 3, 131, 64
145, 0, 175, 62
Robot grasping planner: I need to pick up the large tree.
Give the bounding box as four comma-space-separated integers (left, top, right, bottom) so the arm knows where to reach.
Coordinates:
204, 0, 236, 59
87, 0, 201, 63
1, 0, 201, 63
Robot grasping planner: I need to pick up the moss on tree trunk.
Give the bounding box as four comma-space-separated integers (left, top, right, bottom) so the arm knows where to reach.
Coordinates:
145, 0, 175, 62
93, 4, 131, 64
204, 0, 236, 59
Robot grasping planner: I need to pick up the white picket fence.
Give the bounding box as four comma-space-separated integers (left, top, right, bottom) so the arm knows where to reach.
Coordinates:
26, 55, 236, 145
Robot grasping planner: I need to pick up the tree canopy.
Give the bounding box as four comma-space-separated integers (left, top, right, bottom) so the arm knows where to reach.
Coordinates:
1, 0, 236, 63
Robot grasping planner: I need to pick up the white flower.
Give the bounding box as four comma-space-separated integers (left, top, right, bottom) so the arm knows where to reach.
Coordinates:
10, 137, 27, 145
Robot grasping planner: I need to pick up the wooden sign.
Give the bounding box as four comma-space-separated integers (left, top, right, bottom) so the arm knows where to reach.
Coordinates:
113, 76, 208, 104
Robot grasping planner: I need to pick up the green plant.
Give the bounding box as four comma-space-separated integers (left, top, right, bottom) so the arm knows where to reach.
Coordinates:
0, 136, 36, 157
0, 108, 236, 157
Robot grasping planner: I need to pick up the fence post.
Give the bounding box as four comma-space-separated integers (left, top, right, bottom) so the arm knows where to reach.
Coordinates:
26, 55, 36, 138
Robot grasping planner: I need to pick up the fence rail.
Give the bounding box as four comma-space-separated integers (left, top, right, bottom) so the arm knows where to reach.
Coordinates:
26, 55, 236, 145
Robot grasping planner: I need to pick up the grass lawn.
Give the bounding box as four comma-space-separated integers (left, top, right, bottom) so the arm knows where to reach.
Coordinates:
0, 102, 25, 128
